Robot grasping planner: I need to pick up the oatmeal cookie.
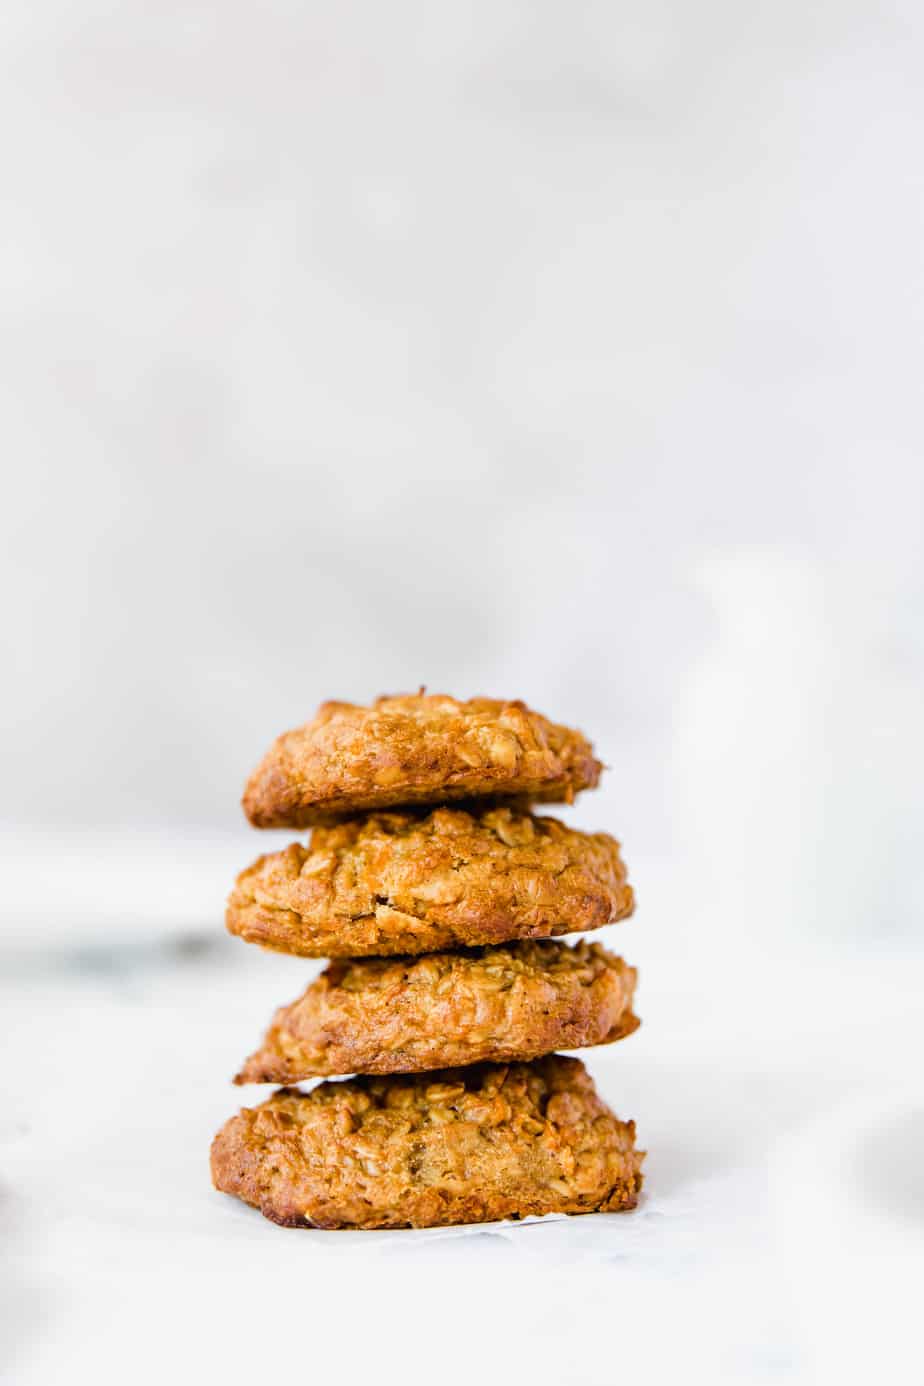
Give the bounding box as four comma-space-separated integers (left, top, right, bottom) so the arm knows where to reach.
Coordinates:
235, 940, 639, 1082
211, 1056, 644, 1229
226, 805, 634, 958
242, 693, 602, 827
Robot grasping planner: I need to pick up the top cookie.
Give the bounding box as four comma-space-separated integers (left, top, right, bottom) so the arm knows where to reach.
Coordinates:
242, 693, 602, 827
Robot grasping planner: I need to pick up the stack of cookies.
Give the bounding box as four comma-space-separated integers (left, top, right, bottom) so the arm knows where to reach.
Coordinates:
211, 693, 644, 1230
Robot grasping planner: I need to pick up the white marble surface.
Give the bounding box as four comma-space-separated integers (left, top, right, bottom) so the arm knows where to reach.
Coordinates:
3, 852, 921, 1386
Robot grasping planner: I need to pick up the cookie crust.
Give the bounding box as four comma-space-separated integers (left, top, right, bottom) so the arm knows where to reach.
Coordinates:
235, 941, 639, 1083
242, 694, 602, 828
211, 1056, 644, 1229
226, 806, 634, 958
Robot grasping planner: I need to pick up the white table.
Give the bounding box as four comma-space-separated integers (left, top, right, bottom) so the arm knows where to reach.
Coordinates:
3, 839, 920, 1386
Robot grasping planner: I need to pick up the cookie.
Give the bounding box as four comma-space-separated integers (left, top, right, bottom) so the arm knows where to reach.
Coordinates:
235, 940, 639, 1083
211, 1056, 644, 1229
226, 805, 634, 958
242, 693, 602, 827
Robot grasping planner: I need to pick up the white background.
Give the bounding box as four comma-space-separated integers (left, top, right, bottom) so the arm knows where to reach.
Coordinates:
2, 3, 922, 1383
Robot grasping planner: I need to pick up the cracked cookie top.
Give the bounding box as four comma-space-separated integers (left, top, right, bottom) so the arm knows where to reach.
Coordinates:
235, 939, 639, 1082
242, 693, 602, 827
226, 804, 634, 958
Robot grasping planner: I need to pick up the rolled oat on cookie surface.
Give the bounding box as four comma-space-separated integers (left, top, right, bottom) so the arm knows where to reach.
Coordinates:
235, 940, 639, 1082
211, 1055, 644, 1230
242, 692, 602, 827
226, 804, 633, 958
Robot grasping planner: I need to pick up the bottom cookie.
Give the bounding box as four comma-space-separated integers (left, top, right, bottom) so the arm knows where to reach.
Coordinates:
211, 1055, 644, 1230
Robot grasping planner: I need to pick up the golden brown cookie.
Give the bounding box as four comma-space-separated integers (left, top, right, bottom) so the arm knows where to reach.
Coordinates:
235, 941, 639, 1083
211, 1056, 644, 1229
226, 805, 634, 958
242, 693, 602, 827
